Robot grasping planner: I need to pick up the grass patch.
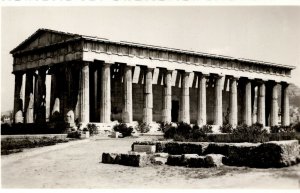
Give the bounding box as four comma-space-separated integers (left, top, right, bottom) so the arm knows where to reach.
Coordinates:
1, 136, 69, 155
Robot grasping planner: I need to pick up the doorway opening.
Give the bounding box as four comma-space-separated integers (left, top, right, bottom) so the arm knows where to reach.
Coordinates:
171, 100, 179, 122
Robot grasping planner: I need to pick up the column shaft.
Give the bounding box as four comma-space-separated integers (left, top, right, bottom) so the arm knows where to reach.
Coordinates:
123, 65, 133, 123
79, 62, 90, 123
34, 69, 46, 123
143, 68, 153, 124
24, 72, 34, 123
214, 75, 223, 125
162, 70, 172, 123
100, 63, 111, 123
181, 71, 190, 123
270, 82, 279, 126
244, 79, 252, 126
281, 83, 290, 126
229, 77, 238, 126
197, 73, 207, 126
13, 72, 24, 123
257, 82, 266, 126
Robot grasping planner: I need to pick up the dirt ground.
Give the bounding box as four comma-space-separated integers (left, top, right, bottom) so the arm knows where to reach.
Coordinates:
1, 136, 300, 189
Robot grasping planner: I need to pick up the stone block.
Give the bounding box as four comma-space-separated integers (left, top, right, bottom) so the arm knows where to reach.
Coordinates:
119, 153, 149, 167
102, 153, 121, 164
133, 144, 156, 154
186, 156, 206, 168
204, 154, 224, 167
165, 142, 203, 155
166, 155, 185, 166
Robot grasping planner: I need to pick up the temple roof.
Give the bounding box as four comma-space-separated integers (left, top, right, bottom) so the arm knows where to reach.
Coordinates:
10, 28, 296, 70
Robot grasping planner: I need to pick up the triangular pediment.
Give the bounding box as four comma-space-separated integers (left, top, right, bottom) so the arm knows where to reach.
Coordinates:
10, 29, 80, 54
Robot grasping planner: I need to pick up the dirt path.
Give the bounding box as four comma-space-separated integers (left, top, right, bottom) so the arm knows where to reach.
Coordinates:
1, 136, 300, 188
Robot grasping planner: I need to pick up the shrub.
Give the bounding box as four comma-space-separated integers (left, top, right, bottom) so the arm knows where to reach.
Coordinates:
86, 123, 98, 136
135, 121, 151, 133
67, 131, 81, 138
163, 125, 177, 139
201, 124, 213, 133
219, 124, 233, 133
293, 122, 300, 132
158, 121, 173, 133
232, 123, 268, 143
176, 122, 193, 139
113, 123, 133, 137
270, 125, 295, 133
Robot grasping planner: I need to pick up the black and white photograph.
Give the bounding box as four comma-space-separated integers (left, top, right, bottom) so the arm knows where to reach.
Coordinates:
1, 1, 300, 190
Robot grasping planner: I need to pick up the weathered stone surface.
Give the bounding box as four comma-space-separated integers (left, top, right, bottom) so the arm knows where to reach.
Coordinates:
102, 153, 121, 164
133, 144, 156, 154
132, 141, 168, 153
204, 154, 224, 167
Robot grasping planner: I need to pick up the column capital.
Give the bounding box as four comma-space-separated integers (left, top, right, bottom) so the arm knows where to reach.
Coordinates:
229, 75, 239, 80
126, 63, 136, 67
281, 81, 289, 86
104, 61, 114, 66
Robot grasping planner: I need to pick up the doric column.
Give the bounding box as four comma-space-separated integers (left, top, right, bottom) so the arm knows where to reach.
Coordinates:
100, 62, 112, 123
244, 78, 252, 126
281, 82, 290, 126
197, 73, 207, 126
24, 72, 34, 123
270, 81, 279, 126
79, 62, 90, 123
214, 74, 223, 125
229, 76, 238, 126
180, 71, 190, 123
13, 72, 24, 123
122, 65, 133, 123
162, 69, 172, 123
257, 80, 266, 126
143, 67, 154, 124
34, 68, 47, 123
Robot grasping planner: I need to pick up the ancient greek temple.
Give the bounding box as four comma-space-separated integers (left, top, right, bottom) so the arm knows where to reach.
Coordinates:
11, 29, 295, 128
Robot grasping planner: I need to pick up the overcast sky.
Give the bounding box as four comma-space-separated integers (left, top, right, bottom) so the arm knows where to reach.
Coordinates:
1, 6, 300, 112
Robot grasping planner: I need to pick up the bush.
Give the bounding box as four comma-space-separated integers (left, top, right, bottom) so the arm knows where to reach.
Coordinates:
201, 124, 213, 133
176, 122, 193, 139
158, 121, 173, 133
67, 131, 81, 138
232, 123, 268, 143
113, 123, 133, 137
135, 122, 151, 133
219, 124, 233, 133
86, 123, 98, 136
270, 125, 295, 133
293, 122, 300, 132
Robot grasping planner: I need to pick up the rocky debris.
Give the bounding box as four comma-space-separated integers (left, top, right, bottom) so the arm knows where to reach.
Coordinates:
132, 141, 168, 153
102, 153, 121, 164
186, 156, 206, 168
166, 154, 224, 168
166, 155, 184, 166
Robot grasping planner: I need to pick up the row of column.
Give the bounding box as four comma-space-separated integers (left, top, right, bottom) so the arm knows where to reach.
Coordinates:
13, 62, 290, 127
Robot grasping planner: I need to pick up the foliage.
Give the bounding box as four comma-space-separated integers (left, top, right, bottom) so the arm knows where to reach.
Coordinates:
86, 123, 98, 136
219, 124, 233, 133
232, 123, 268, 143
113, 123, 133, 137
293, 122, 300, 132
1, 137, 68, 155
201, 124, 213, 133
270, 125, 294, 133
158, 121, 173, 133
135, 121, 151, 133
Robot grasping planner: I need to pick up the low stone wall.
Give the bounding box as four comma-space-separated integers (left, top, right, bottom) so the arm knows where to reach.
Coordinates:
132, 140, 300, 168
102, 152, 149, 167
